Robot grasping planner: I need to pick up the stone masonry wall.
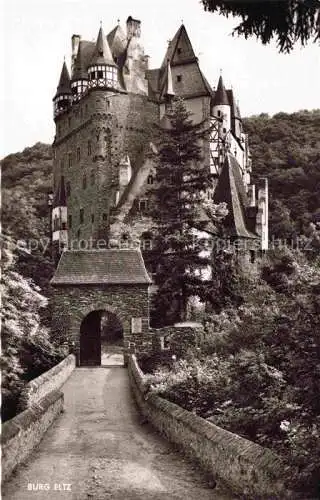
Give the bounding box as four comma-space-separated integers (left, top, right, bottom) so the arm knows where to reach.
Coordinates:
53, 90, 158, 244
51, 284, 152, 364
2, 390, 64, 482
128, 355, 295, 499
18, 355, 76, 411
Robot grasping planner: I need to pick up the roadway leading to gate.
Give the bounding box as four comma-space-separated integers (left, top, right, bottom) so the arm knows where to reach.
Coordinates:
2, 366, 233, 500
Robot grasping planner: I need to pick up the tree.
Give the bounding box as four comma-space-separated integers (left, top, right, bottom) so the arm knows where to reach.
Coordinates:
202, 0, 320, 52
151, 98, 215, 325
1, 236, 65, 421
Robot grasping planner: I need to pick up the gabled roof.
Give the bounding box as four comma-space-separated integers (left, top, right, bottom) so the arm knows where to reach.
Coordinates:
161, 24, 198, 69
50, 249, 152, 285
53, 175, 67, 207
212, 75, 229, 106
107, 24, 127, 57
213, 154, 257, 239
55, 61, 72, 97
89, 26, 116, 67
72, 41, 88, 81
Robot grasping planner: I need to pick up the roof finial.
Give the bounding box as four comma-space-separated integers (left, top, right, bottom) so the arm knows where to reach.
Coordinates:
220, 68, 223, 75
100, 20, 102, 27
181, 19, 184, 25
117, 18, 120, 25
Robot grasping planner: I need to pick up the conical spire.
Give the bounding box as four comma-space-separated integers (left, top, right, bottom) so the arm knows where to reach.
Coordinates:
90, 25, 116, 66
213, 75, 229, 106
163, 60, 175, 97
72, 42, 88, 81
53, 176, 67, 208
55, 61, 72, 97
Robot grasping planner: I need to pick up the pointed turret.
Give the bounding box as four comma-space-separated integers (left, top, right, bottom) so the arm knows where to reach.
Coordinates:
212, 74, 231, 134
71, 42, 88, 100
163, 60, 175, 99
53, 61, 72, 118
88, 25, 118, 90
90, 26, 116, 66
213, 75, 229, 106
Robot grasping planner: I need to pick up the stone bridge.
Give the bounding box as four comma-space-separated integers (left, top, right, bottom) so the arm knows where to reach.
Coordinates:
2, 360, 231, 500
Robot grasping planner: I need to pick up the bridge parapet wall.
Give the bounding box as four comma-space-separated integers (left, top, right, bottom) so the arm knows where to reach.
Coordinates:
128, 354, 295, 499
1, 390, 64, 482
18, 354, 76, 410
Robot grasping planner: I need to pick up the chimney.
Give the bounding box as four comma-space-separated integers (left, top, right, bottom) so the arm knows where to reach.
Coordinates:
71, 34, 81, 71
126, 16, 141, 38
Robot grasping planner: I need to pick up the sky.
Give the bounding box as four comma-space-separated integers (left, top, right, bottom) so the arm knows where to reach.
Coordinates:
1, 0, 319, 158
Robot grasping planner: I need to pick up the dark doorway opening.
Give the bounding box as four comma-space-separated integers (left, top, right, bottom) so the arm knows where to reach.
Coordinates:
80, 310, 124, 367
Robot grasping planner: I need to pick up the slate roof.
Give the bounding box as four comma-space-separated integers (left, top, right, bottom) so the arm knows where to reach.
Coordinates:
107, 24, 127, 57
72, 42, 88, 81
50, 249, 152, 285
212, 75, 229, 106
55, 61, 72, 97
89, 26, 117, 67
213, 154, 258, 239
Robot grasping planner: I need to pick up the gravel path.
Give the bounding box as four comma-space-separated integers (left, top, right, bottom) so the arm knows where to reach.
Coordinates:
2, 367, 233, 499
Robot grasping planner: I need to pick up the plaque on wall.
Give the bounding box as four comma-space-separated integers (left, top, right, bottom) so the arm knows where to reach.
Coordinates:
131, 317, 142, 333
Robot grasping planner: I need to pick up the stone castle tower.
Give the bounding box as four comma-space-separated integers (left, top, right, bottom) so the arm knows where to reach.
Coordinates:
52, 16, 269, 267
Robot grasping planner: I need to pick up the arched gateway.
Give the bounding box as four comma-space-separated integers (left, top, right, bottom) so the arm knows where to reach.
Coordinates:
50, 249, 152, 366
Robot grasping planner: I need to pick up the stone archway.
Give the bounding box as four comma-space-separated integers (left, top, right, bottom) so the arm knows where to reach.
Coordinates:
50, 249, 152, 366
79, 309, 125, 366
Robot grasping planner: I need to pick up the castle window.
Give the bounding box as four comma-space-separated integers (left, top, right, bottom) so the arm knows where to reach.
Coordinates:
68, 214, 72, 229
77, 147, 81, 162
82, 175, 87, 189
147, 174, 154, 185
102, 213, 107, 221
87, 140, 92, 156
217, 110, 221, 117
97, 70, 104, 79
223, 128, 226, 133
61, 222, 67, 230
80, 208, 84, 224
91, 213, 95, 223
140, 232, 153, 251
90, 170, 95, 185
139, 199, 149, 212
250, 250, 256, 264
176, 75, 182, 82
77, 228, 81, 238
66, 181, 71, 197
68, 153, 72, 167
53, 215, 59, 231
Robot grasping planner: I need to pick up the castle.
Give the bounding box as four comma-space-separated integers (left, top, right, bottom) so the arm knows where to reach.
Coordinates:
51, 16, 268, 264
50, 17, 268, 364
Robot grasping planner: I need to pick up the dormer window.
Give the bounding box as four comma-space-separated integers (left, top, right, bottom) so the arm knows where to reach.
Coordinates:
177, 48, 182, 55
147, 174, 154, 185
